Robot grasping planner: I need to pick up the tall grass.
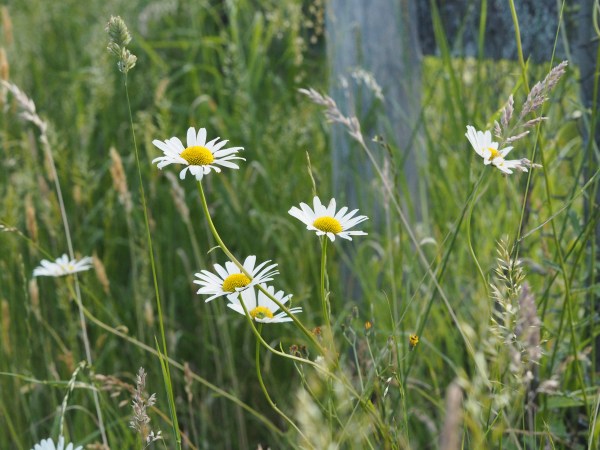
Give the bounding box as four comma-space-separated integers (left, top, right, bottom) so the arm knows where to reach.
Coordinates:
1, 0, 597, 449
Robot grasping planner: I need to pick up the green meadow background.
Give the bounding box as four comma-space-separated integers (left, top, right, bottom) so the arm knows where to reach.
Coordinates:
0, 0, 597, 449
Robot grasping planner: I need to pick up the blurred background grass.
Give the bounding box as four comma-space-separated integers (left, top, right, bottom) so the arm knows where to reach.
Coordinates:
0, 0, 595, 449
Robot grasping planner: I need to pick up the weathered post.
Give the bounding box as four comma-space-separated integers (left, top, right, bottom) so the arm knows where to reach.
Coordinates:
326, 0, 423, 224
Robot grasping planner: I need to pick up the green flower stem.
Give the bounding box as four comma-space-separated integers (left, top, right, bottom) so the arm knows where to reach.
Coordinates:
404, 171, 485, 381
238, 300, 389, 441
196, 181, 325, 355
319, 237, 335, 350
196, 182, 388, 441
253, 322, 311, 447
79, 303, 284, 438
124, 74, 181, 449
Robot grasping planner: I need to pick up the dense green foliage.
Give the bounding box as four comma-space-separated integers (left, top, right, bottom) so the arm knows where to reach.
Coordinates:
0, 1, 597, 449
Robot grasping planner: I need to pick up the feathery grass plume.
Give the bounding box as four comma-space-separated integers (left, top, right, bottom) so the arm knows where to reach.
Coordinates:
95, 373, 132, 408
1, 80, 48, 138
0, 47, 7, 105
105, 16, 137, 74
295, 388, 335, 449
515, 283, 542, 373
109, 146, 132, 213
493, 60, 568, 145
439, 382, 463, 450
350, 68, 384, 101
489, 239, 542, 384
130, 367, 162, 446
92, 252, 110, 294
1, 6, 12, 45
520, 60, 568, 119
1, 299, 11, 356
25, 194, 38, 242
298, 87, 364, 145
143, 301, 155, 327
28, 277, 40, 319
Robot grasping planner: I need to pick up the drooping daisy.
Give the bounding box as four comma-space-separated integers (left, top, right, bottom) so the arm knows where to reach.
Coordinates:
152, 127, 245, 181
31, 436, 82, 450
227, 284, 302, 323
288, 196, 368, 242
194, 255, 278, 302
33, 254, 93, 277
465, 125, 526, 174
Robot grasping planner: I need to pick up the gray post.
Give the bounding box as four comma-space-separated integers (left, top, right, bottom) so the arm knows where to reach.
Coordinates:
326, 0, 423, 225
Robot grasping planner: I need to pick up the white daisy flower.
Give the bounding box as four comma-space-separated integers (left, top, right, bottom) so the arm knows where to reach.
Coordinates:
288, 196, 368, 242
33, 254, 93, 277
465, 125, 526, 174
194, 255, 278, 302
31, 436, 82, 450
152, 127, 245, 181
227, 284, 302, 323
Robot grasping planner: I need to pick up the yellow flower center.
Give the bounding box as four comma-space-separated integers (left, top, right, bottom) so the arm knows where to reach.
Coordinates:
488, 147, 502, 160
250, 306, 274, 320
313, 216, 342, 234
180, 146, 214, 166
222, 273, 251, 292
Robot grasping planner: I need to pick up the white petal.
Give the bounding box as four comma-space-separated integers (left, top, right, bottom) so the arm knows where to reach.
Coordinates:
187, 127, 196, 147
196, 128, 207, 146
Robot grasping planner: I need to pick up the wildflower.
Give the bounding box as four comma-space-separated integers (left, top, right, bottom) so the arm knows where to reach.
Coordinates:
194, 255, 278, 302
152, 127, 245, 181
288, 196, 368, 242
31, 436, 82, 450
364, 321, 373, 332
409, 334, 419, 349
33, 254, 93, 277
227, 284, 302, 323
465, 125, 528, 174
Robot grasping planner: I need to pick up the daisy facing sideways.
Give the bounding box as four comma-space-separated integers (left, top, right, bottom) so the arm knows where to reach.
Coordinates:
227, 284, 302, 323
31, 436, 82, 450
288, 196, 368, 242
194, 255, 278, 302
465, 125, 534, 174
152, 126, 245, 181
33, 254, 93, 277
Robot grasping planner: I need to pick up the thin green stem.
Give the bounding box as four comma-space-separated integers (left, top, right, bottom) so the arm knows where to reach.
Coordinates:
80, 304, 284, 437
465, 176, 489, 299
507, 0, 589, 413
34, 110, 108, 446
196, 181, 325, 354
236, 296, 390, 441
124, 75, 181, 449
253, 323, 311, 446
404, 172, 485, 381
319, 237, 335, 350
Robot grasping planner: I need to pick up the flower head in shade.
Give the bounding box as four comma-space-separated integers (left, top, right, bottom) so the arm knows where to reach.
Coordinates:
194, 255, 278, 302
33, 254, 93, 277
152, 127, 245, 181
227, 284, 301, 323
31, 436, 82, 450
288, 196, 368, 242
465, 125, 527, 174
